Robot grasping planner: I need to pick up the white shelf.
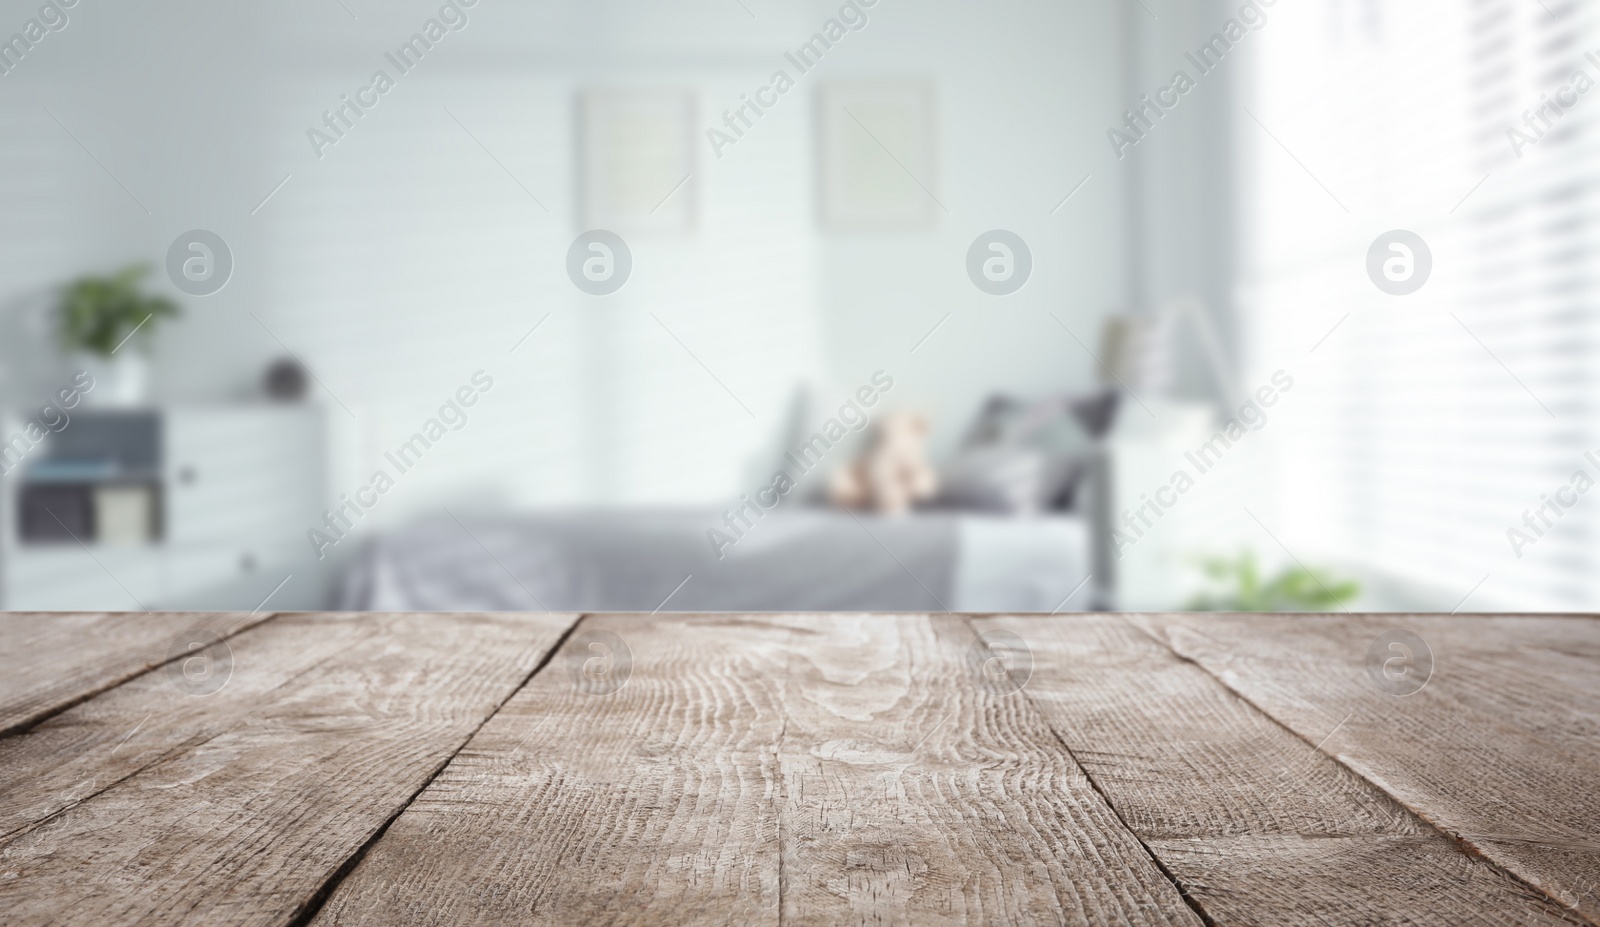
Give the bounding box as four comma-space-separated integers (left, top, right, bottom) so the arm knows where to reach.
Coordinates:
1, 405, 328, 611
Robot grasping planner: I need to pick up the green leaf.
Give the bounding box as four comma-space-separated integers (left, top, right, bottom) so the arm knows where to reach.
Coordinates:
1185, 549, 1360, 612
57, 264, 181, 357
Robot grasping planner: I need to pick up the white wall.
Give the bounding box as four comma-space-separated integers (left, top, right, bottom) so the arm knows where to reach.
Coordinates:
814, 0, 1130, 458
0, 0, 1130, 520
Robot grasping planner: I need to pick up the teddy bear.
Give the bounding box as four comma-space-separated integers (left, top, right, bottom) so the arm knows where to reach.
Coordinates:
828, 411, 938, 515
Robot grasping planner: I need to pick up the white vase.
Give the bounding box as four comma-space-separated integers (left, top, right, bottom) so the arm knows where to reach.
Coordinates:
75, 353, 149, 407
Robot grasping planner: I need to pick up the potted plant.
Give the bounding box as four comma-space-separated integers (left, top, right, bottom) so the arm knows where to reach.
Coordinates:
1186, 549, 1360, 612
57, 264, 180, 406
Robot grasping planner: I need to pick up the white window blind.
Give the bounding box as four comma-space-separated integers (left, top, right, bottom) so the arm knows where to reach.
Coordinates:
1240, 0, 1600, 609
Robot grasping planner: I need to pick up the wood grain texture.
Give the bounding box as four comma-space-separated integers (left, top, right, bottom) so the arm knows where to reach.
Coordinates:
982, 614, 1590, 927
0, 611, 576, 927
0, 611, 1593, 927
1142, 613, 1600, 925
776, 614, 1202, 927
307, 613, 793, 927
0, 611, 270, 737
0, 612, 461, 840
980, 614, 1418, 840
1144, 836, 1587, 927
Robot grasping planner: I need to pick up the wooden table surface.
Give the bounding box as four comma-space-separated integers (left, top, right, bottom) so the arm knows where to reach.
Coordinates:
0, 612, 1596, 926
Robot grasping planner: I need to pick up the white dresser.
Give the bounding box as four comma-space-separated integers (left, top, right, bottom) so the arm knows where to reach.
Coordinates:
0, 405, 327, 611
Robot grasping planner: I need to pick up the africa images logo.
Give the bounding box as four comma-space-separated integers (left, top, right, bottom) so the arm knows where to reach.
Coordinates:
1108, 0, 1275, 159
967, 231, 1032, 296
1366, 230, 1430, 296
705, 0, 878, 158
567, 231, 632, 295
305, 0, 480, 160
166, 230, 234, 297
1364, 630, 1433, 697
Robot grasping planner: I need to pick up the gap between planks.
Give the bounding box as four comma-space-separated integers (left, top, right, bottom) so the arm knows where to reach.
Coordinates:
958, 615, 1221, 927
0, 612, 282, 742
11, 611, 1589, 927
283, 612, 590, 927
242, 611, 1600, 927
303, 613, 1204, 926
1120, 615, 1600, 927
0, 608, 588, 927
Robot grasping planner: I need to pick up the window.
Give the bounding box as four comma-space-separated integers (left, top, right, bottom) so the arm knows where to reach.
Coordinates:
1240, 0, 1600, 608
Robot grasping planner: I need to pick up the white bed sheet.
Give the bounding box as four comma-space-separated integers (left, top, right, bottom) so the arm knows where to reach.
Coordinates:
953, 515, 1093, 612
335, 508, 1090, 613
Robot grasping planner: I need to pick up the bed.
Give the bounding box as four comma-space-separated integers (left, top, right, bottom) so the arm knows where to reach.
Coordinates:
334, 508, 1093, 613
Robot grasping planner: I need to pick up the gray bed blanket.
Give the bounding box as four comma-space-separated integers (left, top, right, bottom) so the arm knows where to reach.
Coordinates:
334, 508, 958, 612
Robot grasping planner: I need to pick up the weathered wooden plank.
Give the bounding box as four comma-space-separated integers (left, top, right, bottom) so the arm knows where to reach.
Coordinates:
776, 614, 1201, 926
980, 615, 1418, 840
1140, 613, 1600, 925
3, 611, 1594, 926
1145, 836, 1588, 927
0, 612, 459, 840
307, 613, 792, 927
0, 611, 270, 737
0, 611, 577, 927
982, 615, 1588, 926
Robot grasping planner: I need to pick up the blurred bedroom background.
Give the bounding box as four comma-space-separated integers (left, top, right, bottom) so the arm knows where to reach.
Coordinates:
0, 0, 1592, 614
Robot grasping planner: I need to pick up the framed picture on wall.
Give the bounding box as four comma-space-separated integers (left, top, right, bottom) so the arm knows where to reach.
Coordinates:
579, 89, 697, 233
817, 80, 939, 230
